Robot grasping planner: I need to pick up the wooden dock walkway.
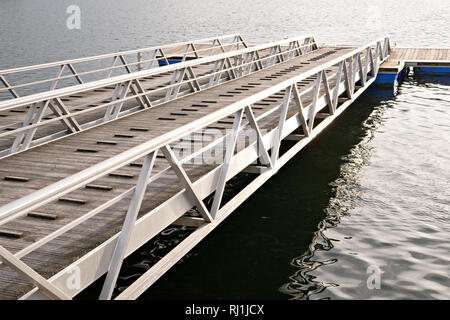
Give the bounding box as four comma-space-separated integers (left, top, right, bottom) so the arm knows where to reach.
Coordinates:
379, 47, 450, 74
0, 35, 392, 299
389, 47, 450, 65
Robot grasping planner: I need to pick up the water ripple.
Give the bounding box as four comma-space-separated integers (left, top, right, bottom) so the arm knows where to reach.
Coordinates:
280, 77, 450, 299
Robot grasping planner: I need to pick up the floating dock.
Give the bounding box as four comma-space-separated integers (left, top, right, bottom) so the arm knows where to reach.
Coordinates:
377, 47, 450, 86
0, 33, 445, 300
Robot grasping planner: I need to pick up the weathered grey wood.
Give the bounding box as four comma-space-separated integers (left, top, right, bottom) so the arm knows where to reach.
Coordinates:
0, 45, 358, 299
0, 245, 71, 300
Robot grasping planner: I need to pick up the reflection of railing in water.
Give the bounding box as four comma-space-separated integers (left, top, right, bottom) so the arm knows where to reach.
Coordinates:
0, 36, 390, 300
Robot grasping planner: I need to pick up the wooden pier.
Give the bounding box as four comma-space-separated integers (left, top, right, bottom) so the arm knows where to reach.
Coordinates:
0, 34, 403, 299
388, 47, 450, 66
379, 47, 450, 79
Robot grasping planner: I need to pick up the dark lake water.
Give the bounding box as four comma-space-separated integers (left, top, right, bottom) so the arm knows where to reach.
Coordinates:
0, 0, 449, 299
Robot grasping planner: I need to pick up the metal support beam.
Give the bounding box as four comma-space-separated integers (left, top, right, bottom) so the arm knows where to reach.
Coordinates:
0, 246, 71, 300
67, 63, 84, 85
16, 100, 50, 152
321, 70, 333, 114
50, 65, 66, 91
119, 55, 132, 74
0, 34, 318, 159
210, 109, 244, 217
292, 84, 310, 136
0, 74, 19, 98
99, 151, 157, 300
271, 85, 292, 164
132, 79, 153, 108
342, 59, 353, 99
51, 98, 82, 133
11, 103, 38, 153
13, 36, 389, 300
358, 52, 366, 86
244, 106, 272, 167
104, 81, 132, 121
307, 71, 323, 132
161, 145, 213, 222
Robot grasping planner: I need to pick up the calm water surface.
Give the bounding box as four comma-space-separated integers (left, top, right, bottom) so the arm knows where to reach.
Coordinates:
0, 0, 448, 299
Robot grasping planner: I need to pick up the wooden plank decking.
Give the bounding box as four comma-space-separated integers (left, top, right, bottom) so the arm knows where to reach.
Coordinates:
389, 47, 450, 62
0, 45, 356, 299
380, 47, 450, 72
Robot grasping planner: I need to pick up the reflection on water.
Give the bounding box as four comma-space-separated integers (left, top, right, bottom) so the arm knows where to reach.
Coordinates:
280, 87, 394, 299
281, 75, 450, 299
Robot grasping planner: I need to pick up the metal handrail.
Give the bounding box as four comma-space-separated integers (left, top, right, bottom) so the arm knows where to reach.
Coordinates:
0, 35, 318, 158
0, 34, 322, 268
0, 34, 247, 99
0, 35, 388, 224
0, 35, 390, 300
0, 34, 316, 110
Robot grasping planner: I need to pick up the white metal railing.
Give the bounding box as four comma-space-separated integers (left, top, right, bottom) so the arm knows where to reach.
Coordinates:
0, 36, 390, 300
0, 35, 318, 158
0, 34, 247, 100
